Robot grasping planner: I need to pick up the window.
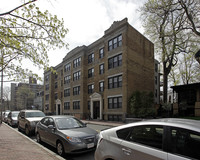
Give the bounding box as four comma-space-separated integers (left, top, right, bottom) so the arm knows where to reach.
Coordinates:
99, 64, 104, 75
64, 75, 71, 84
45, 104, 49, 110
125, 125, 164, 150
55, 82, 58, 89
55, 93, 58, 100
169, 127, 200, 160
99, 81, 104, 92
88, 84, 94, 94
64, 89, 70, 97
108, 54, 122, 69
45, 94, 49, 101
73, 101, 80, 110
64, 63, 71, 72
73, 57, 81, 68
108, 96, 122, 109
88, 53, 94, 64
64, 102, 70, 110
45, 84, 49, 91
108, 75, 122, 89
45, 75, 49, 82
108, 115, 122, 122
88, 68, 94, 78
99, 48, 104, 58
73, 86, 80, 95
73, 71, 81, 81
108, 34, 122, 51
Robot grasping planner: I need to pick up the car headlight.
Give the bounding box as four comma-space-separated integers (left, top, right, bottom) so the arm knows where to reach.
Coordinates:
66, 136, 81, 143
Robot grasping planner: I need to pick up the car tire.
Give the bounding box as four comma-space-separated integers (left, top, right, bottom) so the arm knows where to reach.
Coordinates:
36, 133, 41, 143
25, 126, 30, 136
57, 141, 65, 156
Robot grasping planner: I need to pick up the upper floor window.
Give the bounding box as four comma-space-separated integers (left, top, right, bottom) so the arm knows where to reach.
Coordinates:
88, 84, 94, 94
88, 53, 94, 64
108, 54, 122, 69
73, 57, 81, 68
88, 68, 94, 78
99, 81, 104, 92
108, 75, 122, 89
73, 71, 81, 81
108, 34, 122, 51
73, 86, 80, 95
99, 64, 104, 75
64, 63, 71, 72
45, 84, 49, 91
55, 82, 58, 89
45, 94, 49, 101
64, 75, 71, 84
99, 48, 104, 59
64, 88, 70, 97
45, 75, 49, 82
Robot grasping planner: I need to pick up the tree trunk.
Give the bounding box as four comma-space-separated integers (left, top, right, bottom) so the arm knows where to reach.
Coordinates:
163, 62, 168, 103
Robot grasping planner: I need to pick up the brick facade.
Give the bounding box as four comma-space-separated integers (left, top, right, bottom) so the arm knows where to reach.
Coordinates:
44, 18, 154, 121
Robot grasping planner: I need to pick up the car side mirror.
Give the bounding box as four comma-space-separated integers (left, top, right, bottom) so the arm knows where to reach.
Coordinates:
48, 125, 55, 130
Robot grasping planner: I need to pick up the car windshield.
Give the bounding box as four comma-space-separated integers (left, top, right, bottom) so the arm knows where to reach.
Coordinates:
12, 112, 19, 117
26, 112, 45, 118
55, 117, 85, 130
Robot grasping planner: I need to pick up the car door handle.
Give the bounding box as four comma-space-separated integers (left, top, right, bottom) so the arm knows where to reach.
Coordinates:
122, 148, 132, 156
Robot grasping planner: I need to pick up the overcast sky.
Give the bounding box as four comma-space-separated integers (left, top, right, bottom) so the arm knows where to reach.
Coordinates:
1, 0, 147, 84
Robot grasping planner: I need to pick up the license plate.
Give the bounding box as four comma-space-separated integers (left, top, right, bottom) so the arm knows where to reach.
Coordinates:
87, 143, 94, 148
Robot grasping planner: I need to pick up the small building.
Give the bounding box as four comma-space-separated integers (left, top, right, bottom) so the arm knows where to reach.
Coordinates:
171, 82, 200, 117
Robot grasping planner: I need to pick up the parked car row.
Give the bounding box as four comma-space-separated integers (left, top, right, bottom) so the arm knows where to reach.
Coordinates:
3, 109, 99, 156
3, 110, 200, 159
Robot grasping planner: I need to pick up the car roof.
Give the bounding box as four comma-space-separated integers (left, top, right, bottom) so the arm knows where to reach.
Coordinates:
20, 110, 43, 112
44, 115, 74, 119
105, 118, 200, 133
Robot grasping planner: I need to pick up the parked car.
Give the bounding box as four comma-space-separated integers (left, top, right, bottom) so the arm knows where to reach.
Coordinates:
95, 118, 200, 160
7, 111, 20, 127
35, 115, 98, 156
3, 110, 11, 123
18, 110, 45, 136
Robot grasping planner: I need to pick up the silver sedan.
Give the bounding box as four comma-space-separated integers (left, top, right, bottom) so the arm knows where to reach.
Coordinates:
95, 118, 200, 160
35, 115, 98, 156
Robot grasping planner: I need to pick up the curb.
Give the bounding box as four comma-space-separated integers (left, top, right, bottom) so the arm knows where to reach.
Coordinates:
3, 123, 65, 160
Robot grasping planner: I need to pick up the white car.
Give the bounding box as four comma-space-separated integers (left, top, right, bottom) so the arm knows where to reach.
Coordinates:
18, 110, 45, 136
95, 118, 200, 160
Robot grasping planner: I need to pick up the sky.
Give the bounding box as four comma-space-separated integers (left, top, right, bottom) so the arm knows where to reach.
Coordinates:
1, 0, 147, 84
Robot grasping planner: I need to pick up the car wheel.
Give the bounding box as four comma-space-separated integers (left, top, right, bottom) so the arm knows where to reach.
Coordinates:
25, 126, 30, 136
57, 141, 65, 156
36, 133, 41, 143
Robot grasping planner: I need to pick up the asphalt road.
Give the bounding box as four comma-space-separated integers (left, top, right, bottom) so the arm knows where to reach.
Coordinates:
14, 123, 112, 160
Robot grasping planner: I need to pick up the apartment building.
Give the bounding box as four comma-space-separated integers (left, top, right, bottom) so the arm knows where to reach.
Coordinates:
44, 18, 154, 121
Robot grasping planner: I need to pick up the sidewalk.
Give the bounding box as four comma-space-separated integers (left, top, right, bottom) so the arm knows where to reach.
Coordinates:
0, 123, 64, 160
82, 119, 124, 127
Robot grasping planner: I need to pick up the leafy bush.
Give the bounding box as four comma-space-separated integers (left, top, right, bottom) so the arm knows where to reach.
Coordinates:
128, 91, 156, 118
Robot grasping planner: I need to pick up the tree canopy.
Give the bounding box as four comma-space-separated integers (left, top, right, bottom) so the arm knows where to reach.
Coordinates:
0, 0, 68, 81
140, 0, 200, 102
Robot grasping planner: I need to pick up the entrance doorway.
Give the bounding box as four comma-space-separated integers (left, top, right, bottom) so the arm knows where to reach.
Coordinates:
93, 101, 100, 119
57, 104, 61, 115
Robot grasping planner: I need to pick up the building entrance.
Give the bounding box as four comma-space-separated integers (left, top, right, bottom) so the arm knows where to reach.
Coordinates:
93, 101, 100, 119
